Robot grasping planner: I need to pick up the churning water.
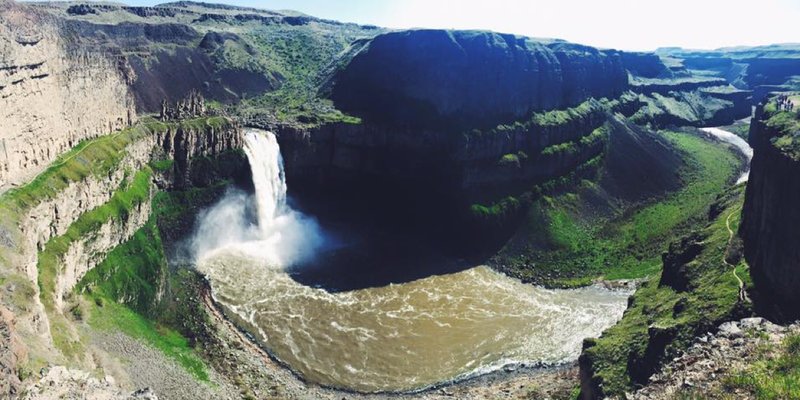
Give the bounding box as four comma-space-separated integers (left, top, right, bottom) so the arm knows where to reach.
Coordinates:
193, 129, 631, 392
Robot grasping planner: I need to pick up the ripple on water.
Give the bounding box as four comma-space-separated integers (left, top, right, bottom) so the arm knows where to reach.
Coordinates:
198, 248, 632, 392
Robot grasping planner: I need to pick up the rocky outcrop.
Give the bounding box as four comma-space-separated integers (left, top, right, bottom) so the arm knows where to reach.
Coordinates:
656, 45, 800, 104
621, 52, 672, 79
159, 90, 207, 121
274, 98, 625, 197
51, 175, 153, 311
329, 30, 629, 130
632, 318, 794, 399
630, 78, 728, 95
1, 116, 241, 313
21, 366, 158, 400
0, 303, 25, 398
0, 1, 137, 190
740, 102, 800, 316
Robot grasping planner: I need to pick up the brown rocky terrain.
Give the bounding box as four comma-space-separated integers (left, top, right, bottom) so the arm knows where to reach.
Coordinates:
632, 318, 797, 400
0, 0, 136, 191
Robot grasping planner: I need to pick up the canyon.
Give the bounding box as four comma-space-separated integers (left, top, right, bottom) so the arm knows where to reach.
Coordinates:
0, 1, 798, 399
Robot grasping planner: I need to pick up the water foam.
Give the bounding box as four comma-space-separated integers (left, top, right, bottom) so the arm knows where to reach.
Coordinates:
192, 129, 324, 266
193, 129, 633, 392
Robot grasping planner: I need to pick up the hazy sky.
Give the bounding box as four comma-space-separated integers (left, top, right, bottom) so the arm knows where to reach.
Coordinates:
71, 0, 800, 51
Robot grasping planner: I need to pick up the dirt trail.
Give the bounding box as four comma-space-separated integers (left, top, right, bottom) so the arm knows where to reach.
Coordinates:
725, 208, 750, 303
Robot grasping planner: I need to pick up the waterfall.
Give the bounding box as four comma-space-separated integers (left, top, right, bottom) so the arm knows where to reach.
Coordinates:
243, 130, 288, 234
192, 128, 325, 266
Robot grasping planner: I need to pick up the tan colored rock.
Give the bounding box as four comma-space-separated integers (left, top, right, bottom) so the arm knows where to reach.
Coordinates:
21, 366, 158, 400
0, 1, 136, 192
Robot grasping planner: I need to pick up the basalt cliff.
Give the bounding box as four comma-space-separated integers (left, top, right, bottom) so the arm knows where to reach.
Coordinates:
740, 98, 800, 316
1, 1, 799, 399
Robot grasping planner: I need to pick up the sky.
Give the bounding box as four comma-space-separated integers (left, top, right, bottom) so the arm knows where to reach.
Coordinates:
64, 0, 800, 51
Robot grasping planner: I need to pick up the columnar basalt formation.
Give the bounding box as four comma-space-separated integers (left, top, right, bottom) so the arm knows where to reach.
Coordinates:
159, 90, 207, 121
740, 100, 800, 315
0, 1, 136, 190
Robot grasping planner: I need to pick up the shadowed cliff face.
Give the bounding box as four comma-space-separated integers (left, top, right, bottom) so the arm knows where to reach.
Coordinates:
740, 102, 800, 317
329, 30, 629, 130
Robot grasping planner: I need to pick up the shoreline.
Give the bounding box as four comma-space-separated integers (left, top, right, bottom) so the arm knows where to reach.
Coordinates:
197, 274, 581, 399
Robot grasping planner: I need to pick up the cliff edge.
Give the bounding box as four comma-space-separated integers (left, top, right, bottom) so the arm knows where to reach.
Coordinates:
740, 95, 800, 316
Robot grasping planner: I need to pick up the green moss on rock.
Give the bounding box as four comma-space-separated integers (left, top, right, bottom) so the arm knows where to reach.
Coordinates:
38, 168, 153, 311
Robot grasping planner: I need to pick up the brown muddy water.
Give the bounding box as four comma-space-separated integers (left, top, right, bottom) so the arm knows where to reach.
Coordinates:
198, 250, 630, 392
193, 129, 632, 393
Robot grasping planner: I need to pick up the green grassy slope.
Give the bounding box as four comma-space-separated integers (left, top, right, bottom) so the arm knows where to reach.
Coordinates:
496, 129, 741, 287
580, 185, 753, 397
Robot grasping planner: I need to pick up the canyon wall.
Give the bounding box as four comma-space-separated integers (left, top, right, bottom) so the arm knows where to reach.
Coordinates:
273, 97, 632, 199
656, 45, 800, 104
740, 102, 800, 315
0, 1, 137, 190
329, 30, 629, 130
13, 118, 243, 310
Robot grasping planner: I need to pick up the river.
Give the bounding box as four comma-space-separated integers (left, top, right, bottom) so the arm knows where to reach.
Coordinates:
700, 127, 753, 184
193, 129, 632, 393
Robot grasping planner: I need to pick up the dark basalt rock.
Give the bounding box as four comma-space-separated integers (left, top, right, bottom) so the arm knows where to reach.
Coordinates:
622, 52, 672, 79
199, 31, 255, 55
740, 103, 800, 318
122, 6, 179, 19
329, 29, 629, 130
66, 4, 96, 15
628, 324, 681, 385
660, 232, 707, 292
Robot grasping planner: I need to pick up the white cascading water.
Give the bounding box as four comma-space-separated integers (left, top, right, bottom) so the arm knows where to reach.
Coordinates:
193, 128, 632, 392
192, 129, 323, 266
243, 131, 288, 234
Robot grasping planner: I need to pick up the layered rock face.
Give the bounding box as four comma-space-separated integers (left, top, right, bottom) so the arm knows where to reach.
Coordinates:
329, 30, 629, 130
15, 119, 243, 309
275, 98, 626, 198
740, 103, 800, 314
0, 1, 136, 190
656, 45, 800, 104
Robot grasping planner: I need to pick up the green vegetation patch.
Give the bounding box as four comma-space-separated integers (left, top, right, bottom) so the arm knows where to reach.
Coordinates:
541, 126, 608, 157
499, 130, 741, 286
763, 106, 800, 160
86, 294, 209, 381
498, 151, 528, 168
474, 97, 615, 138
2, 125, 148, 213
719, 121, 752, 140
1, 116, 235, 214
470, 196, 523, 227
77, 218, 166, 315
75, 187, 226, 382
723, 334, 800, 399
631, 91, 733, 128
233, 23, 374, 127
38, 168, 153, 311
581, 185, 753, 397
